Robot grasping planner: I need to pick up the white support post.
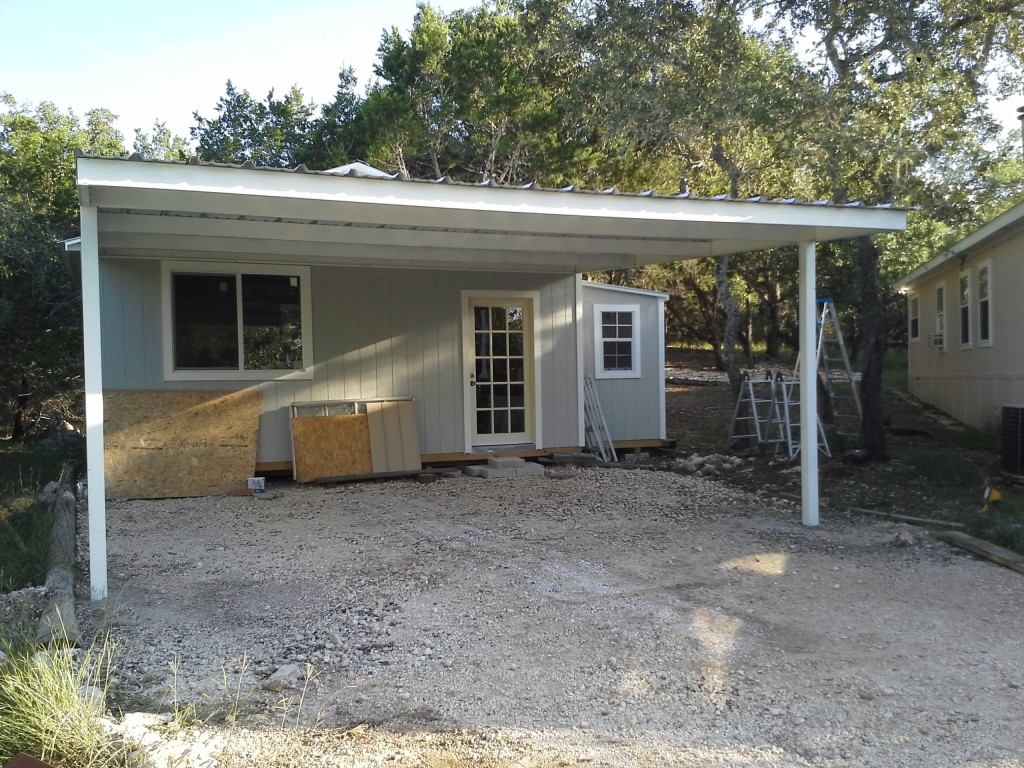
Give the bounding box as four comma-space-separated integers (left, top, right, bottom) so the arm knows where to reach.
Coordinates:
81, 206, 108, 599
798, 241, 819, 527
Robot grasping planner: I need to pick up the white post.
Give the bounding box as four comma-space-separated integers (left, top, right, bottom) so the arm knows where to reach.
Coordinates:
798, 241, 819, 527
81, 206, 108, 599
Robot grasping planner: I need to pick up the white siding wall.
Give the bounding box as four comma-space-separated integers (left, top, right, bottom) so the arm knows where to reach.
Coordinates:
906, 230, 1024, 431
581, 283, 666, 441
99, 259, 580, 461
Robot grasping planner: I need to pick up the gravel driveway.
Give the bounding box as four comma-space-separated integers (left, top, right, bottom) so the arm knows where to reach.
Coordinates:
79, 467, 1024, 767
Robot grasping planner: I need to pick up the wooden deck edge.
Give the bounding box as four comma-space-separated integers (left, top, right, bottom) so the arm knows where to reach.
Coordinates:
932, 530, 1024, 575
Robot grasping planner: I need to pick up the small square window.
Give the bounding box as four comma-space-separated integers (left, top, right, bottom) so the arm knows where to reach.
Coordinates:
594, 304, 640, 378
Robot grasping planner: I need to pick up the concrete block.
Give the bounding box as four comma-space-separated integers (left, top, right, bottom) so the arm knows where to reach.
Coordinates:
515, 462, 545, 476
463, 465, 487, 477
483, 466, 520, 478
487, 456, 526, 469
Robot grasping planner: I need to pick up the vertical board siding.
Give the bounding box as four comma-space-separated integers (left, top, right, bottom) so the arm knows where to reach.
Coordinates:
100, 259, 579, 462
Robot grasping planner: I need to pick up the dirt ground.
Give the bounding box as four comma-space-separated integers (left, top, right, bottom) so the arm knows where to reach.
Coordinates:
77, 455, 1024, 767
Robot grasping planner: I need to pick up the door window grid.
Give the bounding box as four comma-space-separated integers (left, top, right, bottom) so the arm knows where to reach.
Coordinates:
473, 304, 527, 437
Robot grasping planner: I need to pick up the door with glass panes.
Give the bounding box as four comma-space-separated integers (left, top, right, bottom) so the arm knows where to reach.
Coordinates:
467, 298, 534, 446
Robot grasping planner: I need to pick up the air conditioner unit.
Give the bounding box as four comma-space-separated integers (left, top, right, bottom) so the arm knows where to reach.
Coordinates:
1002, 405, 1024, 476
930, 333, 945, 349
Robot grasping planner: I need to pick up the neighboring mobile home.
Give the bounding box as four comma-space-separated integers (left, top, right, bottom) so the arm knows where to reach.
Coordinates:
68, 152, 907, 598
895, 200, 1024, 430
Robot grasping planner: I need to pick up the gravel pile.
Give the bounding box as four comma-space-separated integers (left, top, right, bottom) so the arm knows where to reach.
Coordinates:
72, 467, 1024, 767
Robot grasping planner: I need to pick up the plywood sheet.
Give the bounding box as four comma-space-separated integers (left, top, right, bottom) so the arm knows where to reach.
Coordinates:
291, 414, 373, 483
367, 400, 422, 472
104, 389, 262, 499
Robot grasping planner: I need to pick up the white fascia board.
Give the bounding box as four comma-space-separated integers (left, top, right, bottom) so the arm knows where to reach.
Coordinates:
896, 200, 1024, 292
581, 280, 670, 300
76, 157, 908, 240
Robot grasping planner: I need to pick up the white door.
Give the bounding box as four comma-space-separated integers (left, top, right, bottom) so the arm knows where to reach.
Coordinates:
467, 298, 535, 446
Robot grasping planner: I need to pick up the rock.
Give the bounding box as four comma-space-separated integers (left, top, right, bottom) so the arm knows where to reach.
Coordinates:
892, 531, 916, 547
262, 663, 303, 691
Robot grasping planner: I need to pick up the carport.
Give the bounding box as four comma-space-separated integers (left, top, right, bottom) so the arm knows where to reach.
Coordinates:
69, 153, 908, 599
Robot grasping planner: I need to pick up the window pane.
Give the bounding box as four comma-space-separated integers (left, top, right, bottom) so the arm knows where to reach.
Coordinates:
509, 359, 525, 382
961, 306, 969, 344
508, 333, 523, 356
475, 332, 491, 357
474, 306, 490, 331
980, 299, 990, 342
493, 358, 509, 383
476, 359, 491, 382
510, 383, 524, 407
510, 409, 525, 433
494, 384, 509, 407
242, 274, 302, 370
477, 410, 492, 435
476, 384, 492, 408
493, 410, 509, 433
490, 307, 507, 330
492, 333, 507, 356
173, 273, 238, 369
506, 307, 523, 331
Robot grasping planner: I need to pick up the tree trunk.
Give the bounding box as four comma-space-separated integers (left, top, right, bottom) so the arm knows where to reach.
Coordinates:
857, 235, 887, 460
715, 253, 743, 399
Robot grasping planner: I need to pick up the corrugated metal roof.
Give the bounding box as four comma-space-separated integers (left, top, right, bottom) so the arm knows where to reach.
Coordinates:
78, 150, 904, 212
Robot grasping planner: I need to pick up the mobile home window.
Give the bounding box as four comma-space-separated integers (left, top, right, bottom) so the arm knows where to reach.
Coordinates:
978, 263, 991, 346
959, 273, 970, 347
935, 284, 945, 351
908, 294, 920, 341
594, 304, 640, 379
162, 262, 313, 381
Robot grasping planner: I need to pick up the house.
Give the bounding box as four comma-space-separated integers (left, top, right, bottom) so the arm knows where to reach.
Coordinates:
895, 199, 1024, 431
68, 152, 908, 598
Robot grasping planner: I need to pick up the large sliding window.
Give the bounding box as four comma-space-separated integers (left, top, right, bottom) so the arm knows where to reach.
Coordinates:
162, 262, 313, 380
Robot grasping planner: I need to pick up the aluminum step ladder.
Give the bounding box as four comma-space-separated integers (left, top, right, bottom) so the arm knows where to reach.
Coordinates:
795, 299, 862, 438
766, 372, 831, 459
583, 374, 617, 462
727, 372, 783, 451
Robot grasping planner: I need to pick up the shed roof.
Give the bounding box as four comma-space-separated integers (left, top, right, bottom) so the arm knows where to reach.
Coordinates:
71, 152, 908, 273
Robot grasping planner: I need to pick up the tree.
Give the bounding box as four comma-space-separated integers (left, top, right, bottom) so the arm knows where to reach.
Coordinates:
0, 96, 125, 438
133, 121, 190, 160
190, 81, 316, 167
742, 0, 1024, 457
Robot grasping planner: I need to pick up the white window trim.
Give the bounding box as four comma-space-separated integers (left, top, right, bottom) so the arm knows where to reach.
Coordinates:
934, 284, 946, 352
977, 261, 992, 347
908, 293, 920, 342
959, 272, 972, 349
161, 261, 314, 381
594, 304, 640, 379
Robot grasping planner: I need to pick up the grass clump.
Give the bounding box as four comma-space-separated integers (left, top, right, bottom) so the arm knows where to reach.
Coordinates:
0, 635, 125, 768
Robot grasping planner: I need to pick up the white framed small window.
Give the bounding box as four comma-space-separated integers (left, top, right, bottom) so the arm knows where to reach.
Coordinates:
594, 304, 640, 379
978, 262, 991, 346
959, 273, 971, 347
161, 261, 313, 381
934, 284, 946, 351
908, 294, 920, 341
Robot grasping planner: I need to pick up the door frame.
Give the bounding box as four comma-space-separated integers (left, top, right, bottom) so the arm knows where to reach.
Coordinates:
461, 289, 543, 451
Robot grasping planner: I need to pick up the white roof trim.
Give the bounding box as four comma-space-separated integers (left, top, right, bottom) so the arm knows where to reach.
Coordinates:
896, 199, 1024, 291
582, 280, 670, 300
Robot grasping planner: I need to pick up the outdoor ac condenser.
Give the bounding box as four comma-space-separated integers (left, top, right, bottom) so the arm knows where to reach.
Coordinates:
1001, 405, 1024, 476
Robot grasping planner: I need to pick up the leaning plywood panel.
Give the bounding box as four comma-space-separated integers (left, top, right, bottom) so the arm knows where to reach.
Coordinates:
104, 389, 262, 499
291, 415, 373, 482
366, 400, 422, 472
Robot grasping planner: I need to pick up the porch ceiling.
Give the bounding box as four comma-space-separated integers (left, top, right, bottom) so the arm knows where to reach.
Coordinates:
75, 154, 908, 272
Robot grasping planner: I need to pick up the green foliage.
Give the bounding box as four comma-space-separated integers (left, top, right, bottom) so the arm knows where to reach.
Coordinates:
0, 638, 124, 768
0, 441, 72, 593
0, 97, 125, 438
133, 121, 190, 161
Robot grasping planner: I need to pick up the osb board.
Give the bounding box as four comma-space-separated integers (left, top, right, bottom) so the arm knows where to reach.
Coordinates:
291, 414, 373, 483
366, 400, 422, 473
104, 389, 262, 499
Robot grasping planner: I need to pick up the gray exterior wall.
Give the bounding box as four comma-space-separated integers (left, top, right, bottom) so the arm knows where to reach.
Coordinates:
904, 228, 1024, 431
99, 258, 580, 462
581, 282, 666, 441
